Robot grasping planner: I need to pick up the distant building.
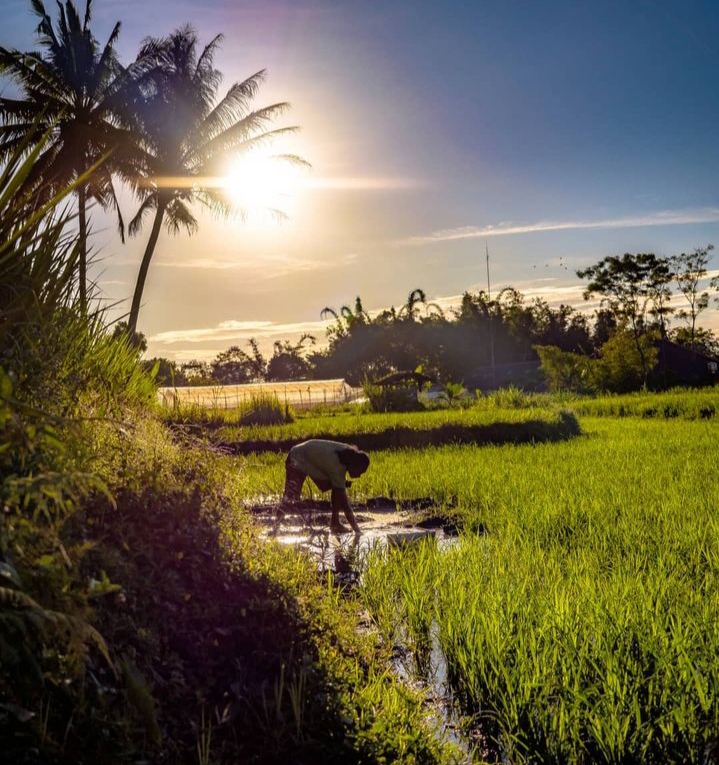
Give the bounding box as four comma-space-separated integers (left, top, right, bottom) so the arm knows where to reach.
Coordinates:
465, 360, 543, 392
655, 340, 719, 386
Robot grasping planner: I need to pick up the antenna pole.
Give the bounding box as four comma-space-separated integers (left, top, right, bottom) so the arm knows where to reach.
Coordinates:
485, 241, 491, 299
485, 241, 496, 387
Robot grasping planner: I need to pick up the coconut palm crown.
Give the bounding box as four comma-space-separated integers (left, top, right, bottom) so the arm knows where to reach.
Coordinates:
125, 25, 305, 335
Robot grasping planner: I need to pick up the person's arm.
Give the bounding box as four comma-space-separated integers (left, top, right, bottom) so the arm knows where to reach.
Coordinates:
331, 488, 360, 533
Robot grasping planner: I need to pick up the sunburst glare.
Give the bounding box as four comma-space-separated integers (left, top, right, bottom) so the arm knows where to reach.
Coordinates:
222, 153, 305, 219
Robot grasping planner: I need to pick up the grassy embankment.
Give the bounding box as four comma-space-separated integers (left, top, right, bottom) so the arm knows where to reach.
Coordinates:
4, 400, 463, 764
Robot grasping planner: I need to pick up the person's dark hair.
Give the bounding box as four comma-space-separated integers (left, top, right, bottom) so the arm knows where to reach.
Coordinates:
337, 447, 370, 474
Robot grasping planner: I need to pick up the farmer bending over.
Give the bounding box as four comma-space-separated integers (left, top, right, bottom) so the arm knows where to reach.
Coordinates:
283, 439, 370, 534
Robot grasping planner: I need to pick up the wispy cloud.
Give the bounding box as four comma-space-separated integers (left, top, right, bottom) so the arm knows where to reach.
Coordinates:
152, 252, 360, 278
155, 252, 329, 276
401, 208, 719, 246
149, 318, 331, 347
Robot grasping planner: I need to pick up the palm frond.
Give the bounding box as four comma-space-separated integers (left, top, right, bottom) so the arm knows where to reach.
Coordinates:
194, 33, 223, 82
164, 197, 197, 235
270, 152, 312, 169
92, 21, 122, 93
83, 0, 93, 30
194, 118, 296, 166
0, 49, 67, 101
128, 194, 157, 237
193, 71, 265, 143
193, 185, 236, 220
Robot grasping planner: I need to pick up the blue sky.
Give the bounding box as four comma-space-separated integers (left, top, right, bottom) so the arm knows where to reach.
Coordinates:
4, 0, 719, 360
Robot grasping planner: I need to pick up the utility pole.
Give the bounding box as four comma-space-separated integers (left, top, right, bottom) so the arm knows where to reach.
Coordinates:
486, 241, 496, 387
486, 241, 491, 300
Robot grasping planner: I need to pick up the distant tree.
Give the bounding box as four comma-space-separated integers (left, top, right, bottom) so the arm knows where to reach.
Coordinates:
536, 328, 658, 394
592, 308, 619, 348
670, 326, 719, 359
180, 359, 211, 385
672, 244, 714, 352
245, 338, 267, 380
595, 329, 658, 393
125, 26, 303, 335
531, 301, 592, 352
535, 345, 595, 393
210, 340, 266, 384
211, 346, 252, 384
266, 334, 315, 381
0, 0, 140, 311
398, 288, 428, 322
321, 296, 371, 340
577, 253, 672, 378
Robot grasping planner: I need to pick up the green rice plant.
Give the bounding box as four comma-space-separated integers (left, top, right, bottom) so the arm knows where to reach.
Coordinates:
568, 387, 719, 420
484, 385, 535, 408
327, 411, 719, 762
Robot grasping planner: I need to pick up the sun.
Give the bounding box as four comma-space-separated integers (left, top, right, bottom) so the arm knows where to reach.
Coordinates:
222, 153, 303, 218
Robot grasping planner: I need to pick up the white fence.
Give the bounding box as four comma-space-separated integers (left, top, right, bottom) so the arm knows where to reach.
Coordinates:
157, 378, 363, 410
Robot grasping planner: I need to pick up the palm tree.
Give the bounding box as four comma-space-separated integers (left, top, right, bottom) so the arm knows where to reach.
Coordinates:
0, 0, 138, 312
321, 296, 371, 340
125, 26, 303, 336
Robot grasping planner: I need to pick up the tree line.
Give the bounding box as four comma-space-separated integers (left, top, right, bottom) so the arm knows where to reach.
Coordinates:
156, 250, 719, 392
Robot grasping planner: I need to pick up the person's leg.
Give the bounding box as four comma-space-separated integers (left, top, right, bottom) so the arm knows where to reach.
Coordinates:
277, 462, 306, 528
283, 462, 306, 501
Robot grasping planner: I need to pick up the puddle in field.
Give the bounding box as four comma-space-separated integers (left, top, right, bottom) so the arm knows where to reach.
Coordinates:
248, 495, 459, 579
391, 626, 483, 762
250, 495, 475, 758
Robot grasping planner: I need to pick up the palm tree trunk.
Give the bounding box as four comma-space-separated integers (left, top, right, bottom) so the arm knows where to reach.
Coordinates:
128, 201, 166, 337
78, 184, 87, 313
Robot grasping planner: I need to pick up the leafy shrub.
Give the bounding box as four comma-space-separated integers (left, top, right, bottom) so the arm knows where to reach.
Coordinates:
537, 332, 659, 394
595, 330, 658, 392
535, 345, 596, 393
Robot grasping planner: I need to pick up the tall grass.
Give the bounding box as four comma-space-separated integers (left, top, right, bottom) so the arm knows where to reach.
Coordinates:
1, 125, 159, 760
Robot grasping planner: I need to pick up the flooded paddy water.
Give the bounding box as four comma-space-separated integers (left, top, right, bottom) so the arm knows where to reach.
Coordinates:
248, 494, 459, 577
249, 495, 478, 759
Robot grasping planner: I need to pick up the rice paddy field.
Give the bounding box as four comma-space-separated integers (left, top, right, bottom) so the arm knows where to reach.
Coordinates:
234, 387, 719, 763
